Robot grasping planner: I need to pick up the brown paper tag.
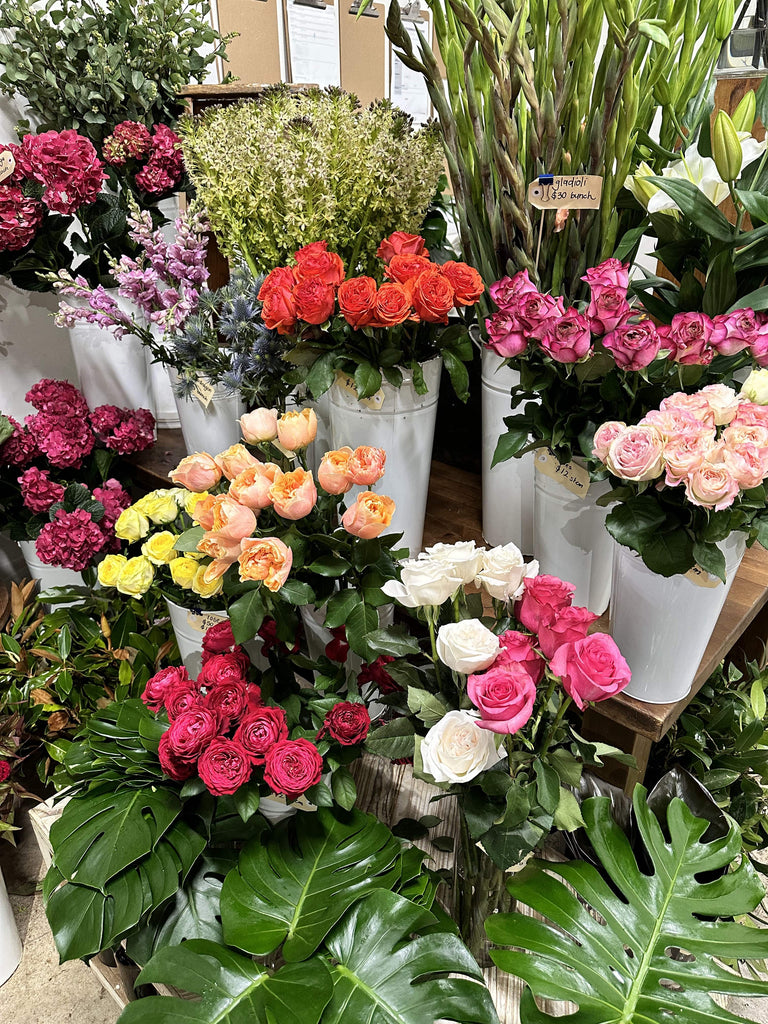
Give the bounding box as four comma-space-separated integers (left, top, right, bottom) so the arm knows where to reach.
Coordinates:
335, 371, 385, 411
534, 448, 591, 498
0, 150, 15, 184
192, 377, 216, 409
684, 564, 722, 589
527, 175, 603, 210
186, 610, 227, 633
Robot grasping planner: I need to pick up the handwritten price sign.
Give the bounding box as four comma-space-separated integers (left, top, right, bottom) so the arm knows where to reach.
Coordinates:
534, 448, 591, 499
527, 174, 603, 210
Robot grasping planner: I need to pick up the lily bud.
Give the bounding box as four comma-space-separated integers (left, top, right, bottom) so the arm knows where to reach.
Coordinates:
712, 110, 743, 182
732, 90, 756, 133
624, 162, 659, 208
714, 0, 735, 40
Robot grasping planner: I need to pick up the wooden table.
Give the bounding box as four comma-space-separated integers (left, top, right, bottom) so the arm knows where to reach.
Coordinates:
127, 432, 768, 792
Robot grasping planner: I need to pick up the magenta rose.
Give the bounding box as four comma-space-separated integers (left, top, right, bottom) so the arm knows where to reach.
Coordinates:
234, 706, 289, 765
467, 660, 537, 734
485, 311, 528, 358
582, 258, 629, 293
489, 270, 537, 312
158, 731, 196, 782
35, 508, 105, 570
587, 286, 631, 334
549, 633, 631, 710
198, 652, 248, 689
516, 575, 575, 632
141, 665, 191, 712
165, 680, 204, 721
205, 680, 252, 724
496, 630, 545, 684
264, 738, 323, 800
18, 466, 65, 513
318, 702, 371, 746
517, 291, 565, 338
165, 706, 221, 761
198, 737, 253, 796
202, 620, 236, 655
538, 605, 599, 660
666, 312, 716, 365
540, 309, 592, 363
602, 321, 661, 370
712, 310, 757, 355
751, 322, 768, 367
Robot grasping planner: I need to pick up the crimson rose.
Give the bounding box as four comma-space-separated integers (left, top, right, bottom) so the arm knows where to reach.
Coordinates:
319, 702, 370, 746
234, 706, 289, 765
198, 737, 252, 796
264, 738, 323, 799
165, 707, 221, 761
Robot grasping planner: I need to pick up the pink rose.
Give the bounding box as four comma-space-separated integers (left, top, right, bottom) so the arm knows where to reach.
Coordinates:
731, 403, 768, 430
198, 738, 253, 796
158, 732, 196, 781
496, 630, 545, 685
722, 443, 768, 491
592, 421, 626, 462
489, 270, 537, 312
537, 605, 599, 660
549, 633, 631, 710
644, 403, 712, 438
684, 460, 741, 510
202, 620, 236, 655
197, 531, 243, 567
164, 680, 204, 721
170, 452, 222, 491
587, 286, 632, 334
240, 408, 279, 443
485, 311, 528, 358
264, 738, 323, 800
205, 680, 251, 724
602, 321, 660, 370
711, 310, 757, 355
198, 651, 248, 689
723, 422, 768, 455
210, 495, 257, 541
582, 259, 629, 292
663, 433, 713, 486
215, 444, 259, 481
750, 324, 768, 367
347, 446, 386, 486
605, 425, 665, 481
516, 575, 575, 632
165, 706, 221, 761
540, 309, 592, 363
141, 665, 190, 712
699, 384, 739, 426
516, 291, 565, 338
467, 660, 537, 734
229, 462, 283, 510
666, 312, 716, 365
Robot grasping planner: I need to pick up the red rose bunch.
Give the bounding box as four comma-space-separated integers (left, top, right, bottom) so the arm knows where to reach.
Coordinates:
103, 122, 184, 196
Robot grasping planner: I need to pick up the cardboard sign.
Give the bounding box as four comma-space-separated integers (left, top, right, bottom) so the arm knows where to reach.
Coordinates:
684, 564, 722, 590
186, 610, 228, 633
527, 175, 603, 210
0, 150, 14, 184
192, 377, 216, 409
534, 448, 591, 498
335, 371, 385, 410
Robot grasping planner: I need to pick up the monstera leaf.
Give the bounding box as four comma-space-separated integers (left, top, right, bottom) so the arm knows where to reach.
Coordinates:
115, 940, 334, 1024
221, 808, 402, 961
323, 890, 500, 1024
487, 787, 768, 1023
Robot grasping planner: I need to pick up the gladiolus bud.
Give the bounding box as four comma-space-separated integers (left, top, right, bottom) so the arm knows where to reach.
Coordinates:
714, 0, 735, 40
653, 76, 671, 107
712, 110, 743, 183
732, 90, 756, 133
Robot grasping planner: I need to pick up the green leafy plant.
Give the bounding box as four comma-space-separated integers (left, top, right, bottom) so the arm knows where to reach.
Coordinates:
488, 785, 768, 1022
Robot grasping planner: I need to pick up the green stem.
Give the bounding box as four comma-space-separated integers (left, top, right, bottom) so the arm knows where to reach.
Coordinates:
452, 592, 462, 622
530, 673, 558, 741
426, 607, 444, 691
538, 694, 573, 758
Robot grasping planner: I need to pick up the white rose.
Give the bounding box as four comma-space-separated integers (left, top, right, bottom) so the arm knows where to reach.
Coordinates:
700, 383, 740, 425
382, 558, 462, 608
741, 369, 768, 407
421, 710, 500, 784
436, 619, 500, 674
422, 541, 486, 585
475, 543, 539, 601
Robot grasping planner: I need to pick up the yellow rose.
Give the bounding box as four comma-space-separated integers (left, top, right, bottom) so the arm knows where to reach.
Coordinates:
116, 555, 155, 597
184, 490, 209, 516
115, 507, 151, 542
142, 531, 179, 565
134, 490, 179, 525
170, 556, 199, 589
97, 554, 127, 587
192, 563, 224, 598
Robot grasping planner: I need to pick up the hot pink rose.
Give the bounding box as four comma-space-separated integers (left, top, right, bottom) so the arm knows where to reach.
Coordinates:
169, 452, 222, 491
684, 460, 741, 510
229, 462, 283, 510
485, 311, 528, 358
198, 651, 248, 689
582, 259, 629, 292
605, 425, 665, 482
666, 312, 716, 365
592, 421, 626, 462
214, 444, 259, 481
205, 680, 252, 724
516, 575, 575, 632
234, 706, 289, 765
496, 630, 545, 685
164, 680, 204, 721
538, 605, 599, 659
264, 738, 323, 800
158, 732, 196, 781
141, 665, 190, 711
549, 633, 631, 710
467, 660, 537, 734
165, 706, 221, 761
198, 738, 253, 796
711, 310, 757, 355
202, 620, 236, 655
540, 309, 592, 363
602, 321, 660, 370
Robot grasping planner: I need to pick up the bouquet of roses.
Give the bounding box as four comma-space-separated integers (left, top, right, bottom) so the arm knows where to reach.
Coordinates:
592, 377, 768, 578
263, 232, 483, 403
102, 121, 184, 197
0, 379, 154, 571
488, 259, 765, 466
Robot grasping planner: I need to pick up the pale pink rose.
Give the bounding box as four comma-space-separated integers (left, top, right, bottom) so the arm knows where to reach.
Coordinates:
699, 384, 740, 426
210, 495, 258, 541
240, 408, 279, 443
711, 310, 757, 355
169, 452, 222, 491
666, 312, 716, 365
723, 422, 768, 455
540, 309, 592, 363
587, 286, 632, 334
276, 408, 317, 451
722, 443, 768, 490
685, 460, 741, 510
602, 321, 660, 370
659, 392, 716, 429
592, 421, 626, 462
489, 270, 537, 311
229, 462, 283, 509
663, 433, 713, 486
215, 444, 259, 481
485, 311, 528, 358
606, 425, 665, 481
641, 407, 707, 441
731, 403, 768, 430
582, 259, 629, 292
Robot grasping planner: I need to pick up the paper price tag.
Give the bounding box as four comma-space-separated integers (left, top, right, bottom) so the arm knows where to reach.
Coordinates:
335, 371, 385, 411
684, 565, 722, 590
192, 377, 216, 409
186, 610, 228, 633
528, 174, 603, 210
0, 150, 15, 184
271, 438, 298, 461
534, 448, 591, 498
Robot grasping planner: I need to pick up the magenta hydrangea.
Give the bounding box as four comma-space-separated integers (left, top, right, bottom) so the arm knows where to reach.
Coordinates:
17, 130, 106, 216
35, 508, 106, 570
0, 185, 44, 252
91, 405, 155, 454
0, 417, 39, 467
25, 379, 89, 418
25, 412, 95, 469
102, 122, 152, 166
18, 466, 65, 513
93, 478, 132, 552
135, 124, 183, 195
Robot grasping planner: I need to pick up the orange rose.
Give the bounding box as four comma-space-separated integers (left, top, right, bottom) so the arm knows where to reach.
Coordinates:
210, 495, 258, 541
317, 446, 354, 494
293, 277, 336, 325
190, 493, 217, 531
169, 452, 222, 491
199, 557, 235, 583
214, 444, 259, 481
258, 266, 296, 301
338, 276, 377, 329
198, 531, 242, 562
238, 536, 293, 591
410, 268, 455, 324
347, 446, 386, 486
384, 253, 433, 285
269, 467, 318, 520
377, 232, 429, 264
440, 261, 484, 306
277, 407, 318, 451
229, 462, 283, 509
341, 491, 395, 539
261, 286, 297, 335
294, 241, 345, 286
372, 283, 411, 327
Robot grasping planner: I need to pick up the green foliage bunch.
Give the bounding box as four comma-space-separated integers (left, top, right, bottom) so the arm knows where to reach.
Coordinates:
180, 85, 444, 277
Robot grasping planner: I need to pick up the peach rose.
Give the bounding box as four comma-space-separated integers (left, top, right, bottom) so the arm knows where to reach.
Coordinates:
347, 446, 386, 486
723, 423, 768, 458
238, 537, 293, 591
341, 491, 395, 539
606, 425, 665, 482
199, 557, 235, 583
198, 531, 242, 563
190, 493, 217, 531
215, 444, 259, 481
229, 462, 283, 509
276, 408, 318, 451
663, 433, 713, 486
659, 392, 716, 428
685, 460, 741, 510
269, 467, 318, 520
592, 421, 626, 462
317, 447, 354, 494
169, 452, 222, 492
210, 495, 258, 541
699, 384, 740, 426
732, 402, 768, 430
722, 443, 768, 491
240, 408, 278, 444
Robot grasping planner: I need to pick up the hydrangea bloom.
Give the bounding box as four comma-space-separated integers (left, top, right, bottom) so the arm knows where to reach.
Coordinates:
102, 121, 153, 166
36, 508, 106, 570
18, 466, 65, 513
0, 185, 44, 252
17, 130, 106, 216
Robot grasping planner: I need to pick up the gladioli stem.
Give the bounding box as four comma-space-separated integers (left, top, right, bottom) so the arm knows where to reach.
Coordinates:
538, 695, 573, 758
426, 606, 444, 690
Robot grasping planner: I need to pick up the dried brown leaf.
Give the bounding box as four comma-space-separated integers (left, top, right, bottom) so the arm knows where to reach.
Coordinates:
29, 688, 55, 706
46, 711, 70, 733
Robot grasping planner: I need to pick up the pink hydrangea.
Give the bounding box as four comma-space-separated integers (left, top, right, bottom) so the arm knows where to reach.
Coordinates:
25, 379, 89, 418
18, 130, 106, 215
102, 121, 152, 166
0, 417, 39, 466
18, 466, 65, 514
89, 405, 125, 436
93, 479, 132, 551
0, 185, 44, 252
135, 125, 184, 195
35, 508, 106, 570
100, 408, 155, 454
26, 412, 95, 469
